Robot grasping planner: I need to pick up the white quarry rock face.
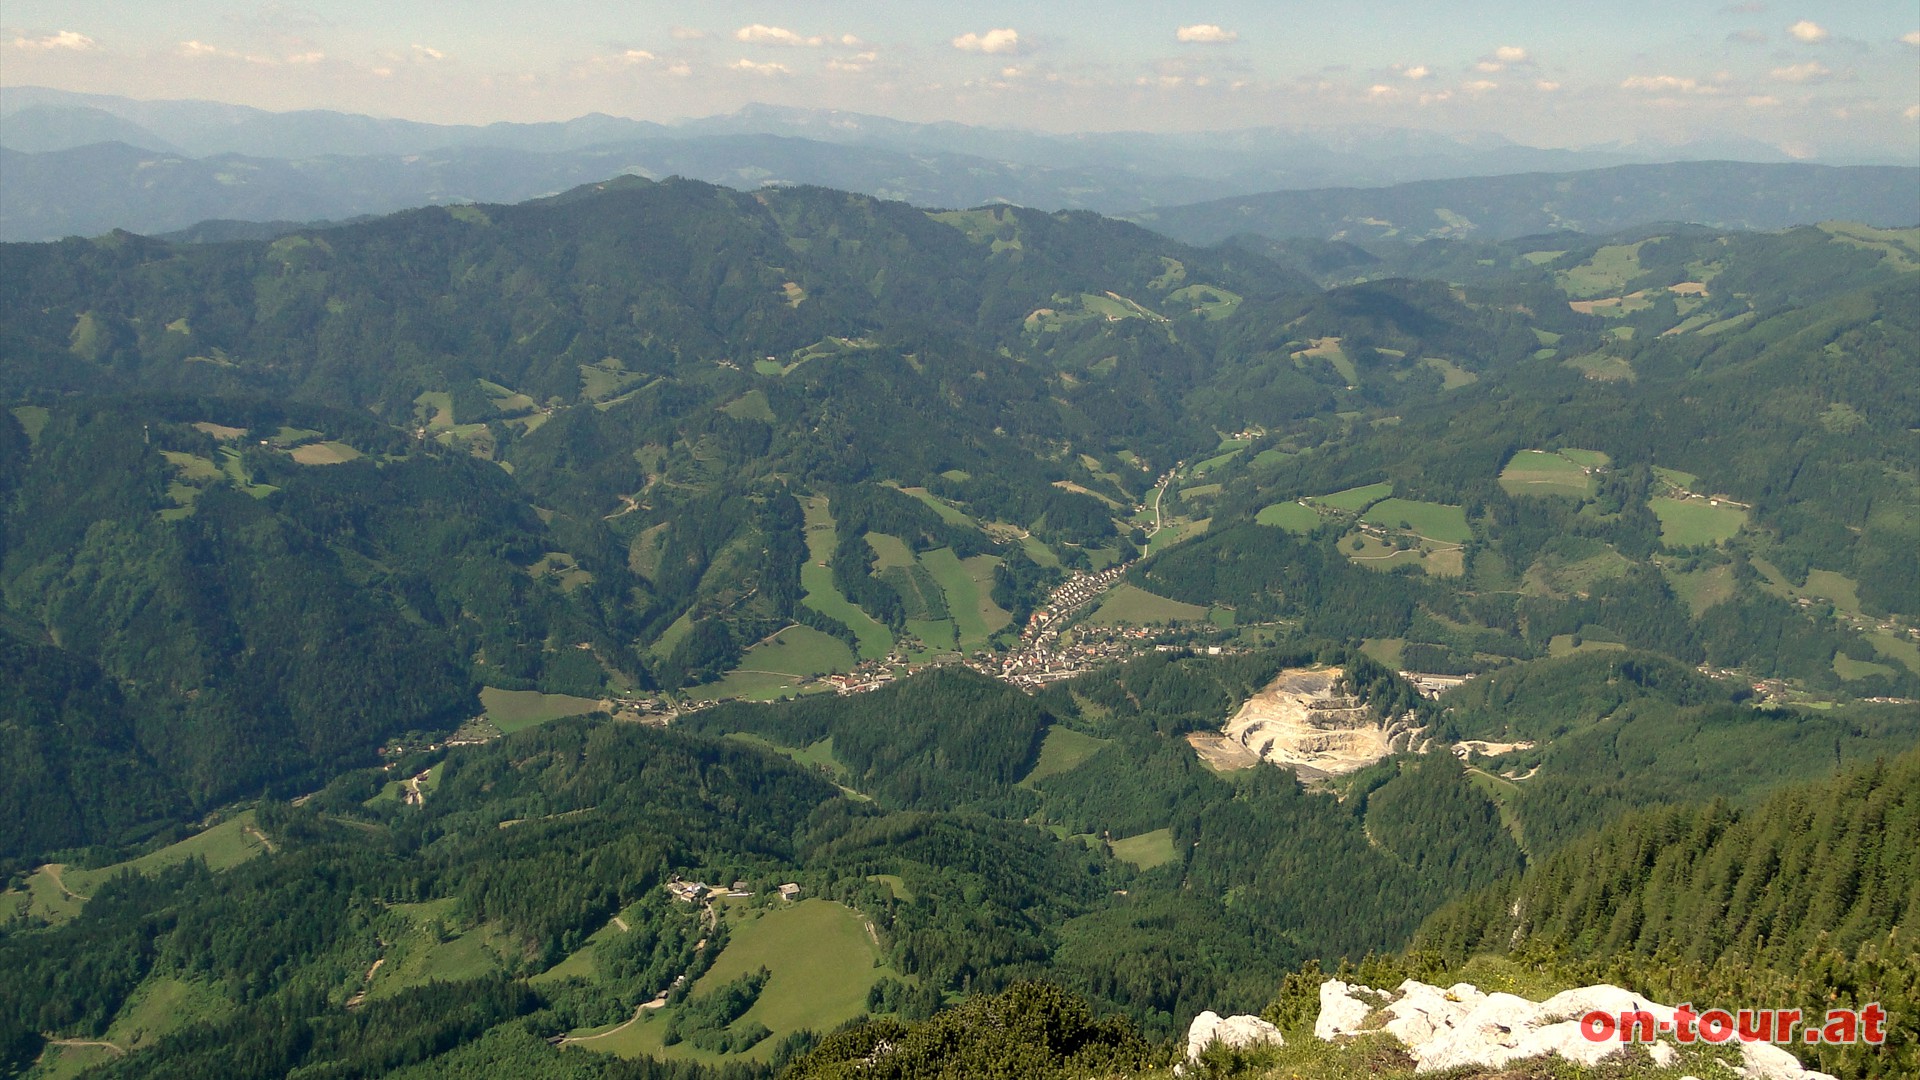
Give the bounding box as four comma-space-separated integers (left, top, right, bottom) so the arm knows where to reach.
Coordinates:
1185, 1010, 1285, 1062
1308, 978, 1839, 1079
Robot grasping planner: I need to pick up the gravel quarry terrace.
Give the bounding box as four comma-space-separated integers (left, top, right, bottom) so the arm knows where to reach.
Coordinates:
1203, 666, 1434, 778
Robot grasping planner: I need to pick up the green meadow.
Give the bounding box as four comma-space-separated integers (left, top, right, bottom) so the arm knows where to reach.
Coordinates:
799, 496, 893, 660
479, 688, 604, 732
1361, 499, 1471, 544
578, 900, 895, 1064
1313, 481, 1393, 512
1499, 450, 1592, 498
1086, 584, 1208, 625
1255, 501, 1323, 533
1649, 497, 1746, 547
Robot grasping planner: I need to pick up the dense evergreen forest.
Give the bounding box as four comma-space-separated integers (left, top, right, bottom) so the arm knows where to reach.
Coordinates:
0, 174, 1915, 1077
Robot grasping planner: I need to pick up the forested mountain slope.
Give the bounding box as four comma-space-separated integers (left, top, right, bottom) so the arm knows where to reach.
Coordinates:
1, 177, 1916, 866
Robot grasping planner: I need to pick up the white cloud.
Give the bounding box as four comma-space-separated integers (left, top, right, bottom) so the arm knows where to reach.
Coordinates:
621, 49, 656, 63
12, 29, 95, 50
286, 51, 325, 64
1787, 20, 1828, 43
1368, 84, 1397, 98
1176, 24, 1237, 44
840, 34, 863, 47
952, 28, 1022, 54
1401, 65, 1430, 80
1621, 74, 1725, 94
1901, 31, 1920, 46
1535, 79, 1561, 92
1464, 79, 1498, 92
1475, 45, 1531, 73
665, 61, 691, 77
670, 26, 707, 40
1746, 95, 1781, 106
828, 51, 878, 72
730, 58, 790, 75
1770, 61, 1831, 82
412, 44, 444, 61
1907, 104, 1920, 119
180, 39, 234, 57
736, 25, 822, 47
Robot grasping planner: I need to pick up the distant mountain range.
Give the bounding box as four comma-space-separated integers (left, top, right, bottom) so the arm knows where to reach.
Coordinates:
1131, 161, 1920, 245
7, 86, 1911, 242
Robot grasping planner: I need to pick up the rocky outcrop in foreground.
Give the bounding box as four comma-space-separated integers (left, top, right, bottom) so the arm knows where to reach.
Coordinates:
1184, 979, 1839, 1077
1312, 979, 1838, 1079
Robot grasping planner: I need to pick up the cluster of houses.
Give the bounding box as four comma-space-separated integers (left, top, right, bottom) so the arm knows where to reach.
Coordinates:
1021, 563, 1132, 643
665, 876, 806, 904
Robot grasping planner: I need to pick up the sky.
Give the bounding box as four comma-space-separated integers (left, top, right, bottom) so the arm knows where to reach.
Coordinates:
5, 2, 1918, 159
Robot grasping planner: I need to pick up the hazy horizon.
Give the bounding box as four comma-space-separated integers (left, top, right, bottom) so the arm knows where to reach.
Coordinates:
5, 2, 1917, 161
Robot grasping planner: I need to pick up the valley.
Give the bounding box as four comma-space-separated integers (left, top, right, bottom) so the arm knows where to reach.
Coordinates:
0, 161, 1914, 1080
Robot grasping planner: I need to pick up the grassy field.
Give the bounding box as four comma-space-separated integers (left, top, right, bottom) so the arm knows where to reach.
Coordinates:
1293, 337, 1357, 383
1256, 501, 1323, 533
1834, 652, 1899, 681
4, 811, 271, 924
1548, 634, 1630, 658
1021, 727, 1111, 785
868, 874, 914, 900
800, 496, 893, 660
1498, 451, 1592, 498
1663, 562, 1738, 616
1563, 352, 1636, 381
864, 532, 916, 572
1345, 533, 1432, 572
367, 900, 514, 1000
1362, 499, 1471, 544
718, 388, 776, 422
1652, 466, 1699, 491
1086, 583, 1208, 625
1818, 222, 1920, 272
903, 617, 958, 659
1109, 828, 1178, 870
582, 899, 893, 1063
1192, 449, 1241, 475
289, 441, 362, 465
1313, 481, 1393, 511
412, 391, 454, 430
894, 486, 975, 528
1521, 540, 1635, 598
1360, 638, 1406, 668
1557, 448, 1611, 468
1167, 283, 1242, 319
578, 359, 646, 402
103, 976, 230, 1050
1420, 356, 1478, 389
1649, 497, 1745, 547
704, 626, 855, 701
725, 734, 858, 795
11, 405, 49, 444
1866, 631, 1920, 677
1555, 241, 1646, 297
479, 687, 604, 732
1146, 517, 1209, 555
921, 547, 1010, 651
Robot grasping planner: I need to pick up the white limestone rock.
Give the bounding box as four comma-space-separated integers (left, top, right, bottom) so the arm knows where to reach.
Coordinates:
1307, 979, 1840, 1079
1313, 980, 1378, 1040
1185, 1010, 1284, 1062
